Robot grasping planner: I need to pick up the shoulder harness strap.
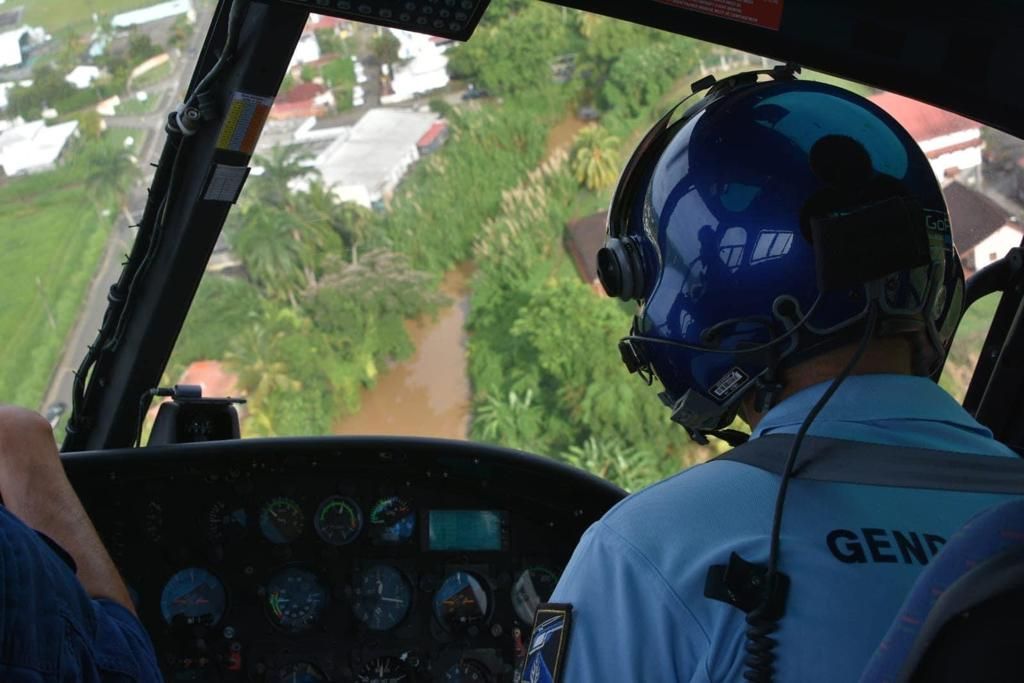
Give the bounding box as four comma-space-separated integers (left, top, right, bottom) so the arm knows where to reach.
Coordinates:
714, 434, 1024, 494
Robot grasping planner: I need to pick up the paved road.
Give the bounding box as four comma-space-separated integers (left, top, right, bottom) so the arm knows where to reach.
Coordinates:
41, 7, 213, 419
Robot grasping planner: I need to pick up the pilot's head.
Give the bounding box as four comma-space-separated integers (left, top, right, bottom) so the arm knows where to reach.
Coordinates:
596, 70, 963, 442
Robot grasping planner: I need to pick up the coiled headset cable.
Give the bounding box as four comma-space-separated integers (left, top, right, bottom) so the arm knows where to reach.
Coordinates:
742, 300, 880, 682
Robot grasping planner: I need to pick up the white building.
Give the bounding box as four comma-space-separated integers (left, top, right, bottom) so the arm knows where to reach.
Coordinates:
65, 65, 100, 90
387, 50, 449, 103
944, 181, 1022, 273
289, 33, 321, 68
869, 92, 983, 185
382, 28, 449, 103
312, 107, 439, 207
0, 119, 79, 176
0, 25, 49, 69
111, 0, 195, 29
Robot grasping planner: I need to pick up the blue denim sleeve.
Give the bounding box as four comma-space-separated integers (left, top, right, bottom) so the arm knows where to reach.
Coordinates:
0, 506, 161, 682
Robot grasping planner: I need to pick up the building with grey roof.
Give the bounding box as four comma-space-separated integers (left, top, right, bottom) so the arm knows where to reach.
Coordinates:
311, 107, 439, 208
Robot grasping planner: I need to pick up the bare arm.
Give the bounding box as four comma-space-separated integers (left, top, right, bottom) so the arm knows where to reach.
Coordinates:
0, 405, 135, 613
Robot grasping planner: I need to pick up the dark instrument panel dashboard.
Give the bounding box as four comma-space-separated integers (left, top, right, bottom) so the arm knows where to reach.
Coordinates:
62, 437, 624, 683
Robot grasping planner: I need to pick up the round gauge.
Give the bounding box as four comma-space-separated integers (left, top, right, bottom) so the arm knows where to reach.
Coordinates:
207, 501, 248, 544
356, 656, 410, 683
369, 496, 415, 543
433, 571, 490, 631
260, 497, 304, 544
511, 567, 560, 624
266, 567, 328, 632
160, 567, 226, 626
315, 495, 363, 546
352, 564, 412, 631
443, 659, 490, 682
276, 662, 327, 683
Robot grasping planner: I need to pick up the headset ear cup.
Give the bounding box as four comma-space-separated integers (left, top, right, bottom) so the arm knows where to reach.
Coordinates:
598, 238, 646, 300
624, 238, 646, 299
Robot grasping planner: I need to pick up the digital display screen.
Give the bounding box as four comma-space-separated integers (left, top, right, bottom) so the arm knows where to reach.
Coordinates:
428, 510, 504, 551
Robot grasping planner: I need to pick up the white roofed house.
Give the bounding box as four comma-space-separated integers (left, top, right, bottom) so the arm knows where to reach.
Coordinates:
312, 107, 439, 208
0, 119, 79, 176
0, 26, 49, 70
382, 28, 450, 103
65, 66, 101, 90
289, 33, 321, 68
111, 0, 196, 28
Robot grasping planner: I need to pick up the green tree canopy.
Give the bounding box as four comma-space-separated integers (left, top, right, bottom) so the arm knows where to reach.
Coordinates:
570, 124, 620, 191
370, 31, 401, 69
76, 138, 139, 212
447, 4, 570, 95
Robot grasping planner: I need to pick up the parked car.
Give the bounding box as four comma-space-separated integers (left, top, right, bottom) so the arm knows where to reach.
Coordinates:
461, 84, 489, 100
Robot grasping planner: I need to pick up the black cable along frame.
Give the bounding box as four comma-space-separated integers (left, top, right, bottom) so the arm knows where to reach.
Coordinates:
62, 0, 309, 451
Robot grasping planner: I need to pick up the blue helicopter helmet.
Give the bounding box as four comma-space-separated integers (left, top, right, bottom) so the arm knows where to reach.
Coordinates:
596, 70, 964, 441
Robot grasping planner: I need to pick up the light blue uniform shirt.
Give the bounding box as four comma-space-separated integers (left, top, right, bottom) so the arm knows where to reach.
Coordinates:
549, 375, 1019, 682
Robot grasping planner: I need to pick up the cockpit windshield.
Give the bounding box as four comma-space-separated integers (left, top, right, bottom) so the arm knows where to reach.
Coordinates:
5, 0, 1021, 490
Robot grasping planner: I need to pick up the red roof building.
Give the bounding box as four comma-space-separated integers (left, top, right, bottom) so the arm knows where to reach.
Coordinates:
147, 360, 244, 427
416, 120, 449, 154
304, 13, 350, 34
869, 92, 983, 184
270, 82, 334, 120
565, 211, 608, 295
179, 360, 241, 399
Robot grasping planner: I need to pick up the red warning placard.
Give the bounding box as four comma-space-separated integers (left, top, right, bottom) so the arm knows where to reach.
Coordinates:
656, 0, 784, 31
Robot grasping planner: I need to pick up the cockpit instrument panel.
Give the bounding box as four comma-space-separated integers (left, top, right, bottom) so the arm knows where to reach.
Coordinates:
64, 436, 623, 682
261, 0, 491, 42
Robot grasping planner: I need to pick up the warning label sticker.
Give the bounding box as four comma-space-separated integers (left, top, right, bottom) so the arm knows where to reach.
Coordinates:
216, 92, 274, 154
203, 164, 251, 203
655, 0, 784, 31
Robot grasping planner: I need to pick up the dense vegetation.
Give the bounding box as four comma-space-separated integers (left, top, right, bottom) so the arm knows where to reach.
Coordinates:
169, 3, 719, 489
170, 4, 996, 490
171, 151, 446, 436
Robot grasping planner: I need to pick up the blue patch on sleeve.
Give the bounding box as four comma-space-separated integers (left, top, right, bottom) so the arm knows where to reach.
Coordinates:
519, 603, 572, 683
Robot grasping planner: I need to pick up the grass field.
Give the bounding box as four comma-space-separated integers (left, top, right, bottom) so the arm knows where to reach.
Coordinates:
131, 60, 174, 90
116, 94, 161, 115
0, 159, 113, 408
941, 293, 999, 401
106, 127, 148, 153
22, 0, 153, 34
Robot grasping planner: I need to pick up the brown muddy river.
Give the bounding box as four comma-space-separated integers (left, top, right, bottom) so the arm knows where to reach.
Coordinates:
332, 265, 473, 439
546, 115, 588, 157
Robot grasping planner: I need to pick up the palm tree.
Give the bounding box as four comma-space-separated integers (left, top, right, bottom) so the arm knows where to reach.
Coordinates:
475, 389, 546, 453
252, 146, 315, 209
77, 139, 139, 215
370, 31, 401, 73
296, 181, 364, 263
576, 12, 603, 38
225, 324, 302, 436
561, 436, 658, 492
231, 203, 309, 305
570, 124, 620, 191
